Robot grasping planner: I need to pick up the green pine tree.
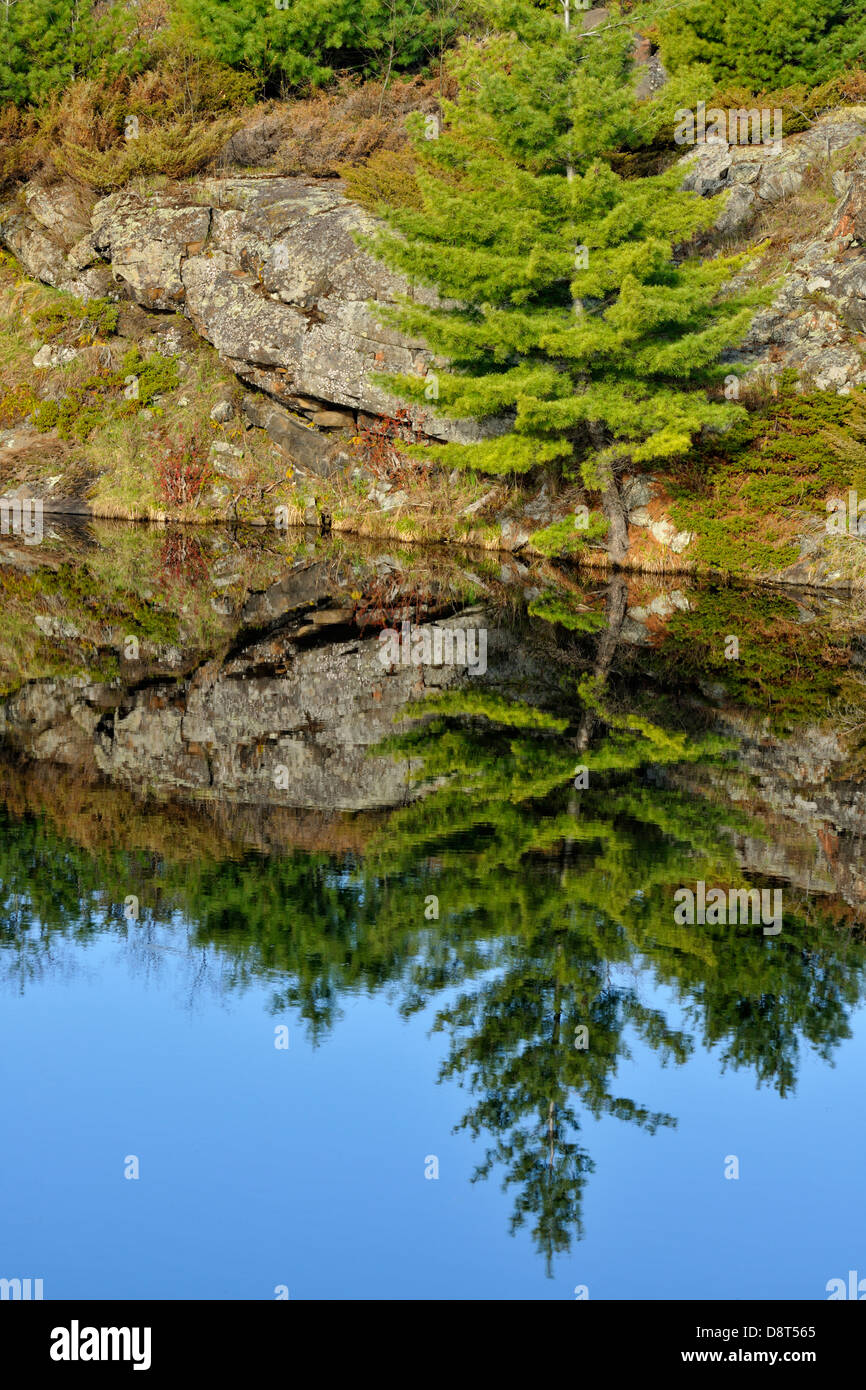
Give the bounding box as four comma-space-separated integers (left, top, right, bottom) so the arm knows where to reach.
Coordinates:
0, 0, 106, 105
645, 0, 866, 90
173, 0, 456, 93
360, 4, 763, 559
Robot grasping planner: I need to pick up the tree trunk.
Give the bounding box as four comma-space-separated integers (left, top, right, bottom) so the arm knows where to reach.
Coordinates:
587, 422, 628, 566
573, 574, 628, 754
600, 467, 629, 565
561, 574, 628, 878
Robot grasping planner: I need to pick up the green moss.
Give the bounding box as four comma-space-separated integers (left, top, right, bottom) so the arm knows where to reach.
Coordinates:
530, 511, 607, 557
528, 591, 608, 632
668, 373, 857, 575
656, 586, 852, 730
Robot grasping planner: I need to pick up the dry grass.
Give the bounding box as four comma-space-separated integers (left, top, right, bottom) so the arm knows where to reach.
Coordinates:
1, 66, 444, 200
0, 51, 256, 192
55, 114, 242, 192
272, 75, 451, 176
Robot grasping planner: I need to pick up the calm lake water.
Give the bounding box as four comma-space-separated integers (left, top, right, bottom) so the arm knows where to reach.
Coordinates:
1, 520, 865, 1299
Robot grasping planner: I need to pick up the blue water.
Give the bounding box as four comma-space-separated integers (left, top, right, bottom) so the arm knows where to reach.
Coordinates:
3, 534, 866, 1301
2, 920, 864, 1300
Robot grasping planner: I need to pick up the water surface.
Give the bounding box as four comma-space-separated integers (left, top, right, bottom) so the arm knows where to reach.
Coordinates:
1, 521, 865, 1299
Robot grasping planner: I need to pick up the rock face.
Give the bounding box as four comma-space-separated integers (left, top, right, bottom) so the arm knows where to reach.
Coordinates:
680, 109, 866, 391
0, 181, 110, 299
0, 175, 494, 444
5, 110, 866, 432
241, 392, 348, 478
680, 110, 866, 234
0, 607, 553, 811
730, 156, 866, 392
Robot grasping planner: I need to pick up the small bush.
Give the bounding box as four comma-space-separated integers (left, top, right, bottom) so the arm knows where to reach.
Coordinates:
33, 400, 60, 431
275, 76, 447, 176
341, 147, 422, 210
30, 350, 180, 440
121, 349, 181, 406
154, 420, 211, 506
527, 592, 607, 632
34, 296, 119, 345
56, 113, 241, 190
0, 382, 40, 426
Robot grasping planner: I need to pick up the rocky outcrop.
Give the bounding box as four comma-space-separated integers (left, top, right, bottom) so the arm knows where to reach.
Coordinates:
6, 109, 866, 435
0, 174, 494, 444
0, 182, 110, 300
680, 110, 866, 232
0, 602, 554, 810
680, 109, 866, 391
731, 158, 866, 392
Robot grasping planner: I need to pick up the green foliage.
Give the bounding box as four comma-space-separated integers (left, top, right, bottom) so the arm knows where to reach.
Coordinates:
32, 350, 179, 440
658, 587, 851, 729
0, 380, 39, 425
668, 374, 857, 575
33, 295, 119, 344
120, 348, 181, 405
33, 562, 182, 644
527, 591, 608, 631
1, 0, 109, 106
362, 15, 761, 498
645, 0, 866, 90
174, 0, 460, 92
823, 387, 866, 483
529, 511, 608, 557
402, 688, 569, 730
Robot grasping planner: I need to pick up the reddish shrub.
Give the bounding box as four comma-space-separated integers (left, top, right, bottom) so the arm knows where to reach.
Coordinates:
155, 421, 211, 506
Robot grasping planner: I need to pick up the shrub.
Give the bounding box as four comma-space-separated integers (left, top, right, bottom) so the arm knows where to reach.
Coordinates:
341, 146, 422, 209
175, 0, 462, 94
154, 420, 211, 505
647, 0, 866, 91
55, 112, 241, 190
34, 295, 119, 344
0, 382, 39, 426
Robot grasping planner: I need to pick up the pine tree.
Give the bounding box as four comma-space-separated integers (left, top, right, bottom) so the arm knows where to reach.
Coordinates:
361, 4, 762, 559
174, 0, 451, 92
648, 0, 866, 90
0, 0, 103, 105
